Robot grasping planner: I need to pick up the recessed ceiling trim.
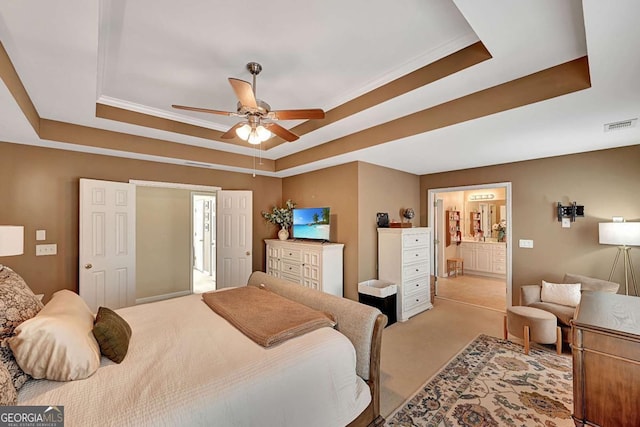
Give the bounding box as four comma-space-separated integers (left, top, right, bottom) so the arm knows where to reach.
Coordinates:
276, 56, 592, 172
0, 41, 40, 134
291, 41, 493, 138
38, 118, 276, 172
98, 95, 230, 132
323, 31, 481, 111
93, 42, 492, 154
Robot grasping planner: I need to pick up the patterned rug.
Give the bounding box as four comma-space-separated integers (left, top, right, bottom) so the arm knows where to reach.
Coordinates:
386, 334, 574, 427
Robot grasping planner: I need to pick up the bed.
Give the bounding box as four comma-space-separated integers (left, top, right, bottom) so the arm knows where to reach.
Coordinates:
3, 269, 386, 427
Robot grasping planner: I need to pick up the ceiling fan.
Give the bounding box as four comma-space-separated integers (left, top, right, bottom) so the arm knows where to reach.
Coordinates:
172, 62, 325, 144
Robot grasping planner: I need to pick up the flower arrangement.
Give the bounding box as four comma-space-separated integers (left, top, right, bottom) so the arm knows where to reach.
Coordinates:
261, 199, 296, 229
492, 219, 507, 241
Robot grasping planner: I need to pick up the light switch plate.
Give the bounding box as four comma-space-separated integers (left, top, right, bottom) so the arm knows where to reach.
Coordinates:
36, 244, 57, 256
36, 230, 46, 241
561, 218, 571, 228
519, 239, 534, 248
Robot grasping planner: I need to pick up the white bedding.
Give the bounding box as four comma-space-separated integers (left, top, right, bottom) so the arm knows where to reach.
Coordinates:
18, 293, 371, 426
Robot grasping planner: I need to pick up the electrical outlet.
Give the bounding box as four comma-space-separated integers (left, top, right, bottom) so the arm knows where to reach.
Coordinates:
35, 244, 57, 256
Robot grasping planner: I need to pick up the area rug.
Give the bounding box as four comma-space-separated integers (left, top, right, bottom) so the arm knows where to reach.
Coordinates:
386, 334, 573, 426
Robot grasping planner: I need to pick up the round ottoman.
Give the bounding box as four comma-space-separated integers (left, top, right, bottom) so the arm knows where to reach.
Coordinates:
503, 306, 562, 354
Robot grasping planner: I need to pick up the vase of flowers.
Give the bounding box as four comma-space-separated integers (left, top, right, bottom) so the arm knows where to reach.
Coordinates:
492, 219, 507, 242
261, 199, 295, 240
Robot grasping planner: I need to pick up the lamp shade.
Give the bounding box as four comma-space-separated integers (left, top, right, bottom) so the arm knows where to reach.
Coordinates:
0, 226, 24, 256
599, 222, 640, 246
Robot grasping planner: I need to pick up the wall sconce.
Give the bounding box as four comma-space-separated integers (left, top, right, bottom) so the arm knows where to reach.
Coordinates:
557, 202, 584, 222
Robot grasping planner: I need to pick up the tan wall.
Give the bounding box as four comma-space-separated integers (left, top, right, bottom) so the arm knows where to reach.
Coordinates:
282, 163, 359, 300
0, 142, 282, 298
357, 162, 420, 284
136, 186, 191, 299
421, 145, 640, 303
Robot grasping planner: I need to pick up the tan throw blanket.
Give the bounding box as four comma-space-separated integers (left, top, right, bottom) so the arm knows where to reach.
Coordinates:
202, 286, 336, 347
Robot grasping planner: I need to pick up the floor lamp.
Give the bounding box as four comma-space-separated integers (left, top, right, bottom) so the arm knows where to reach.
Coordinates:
598, 221, 640, 296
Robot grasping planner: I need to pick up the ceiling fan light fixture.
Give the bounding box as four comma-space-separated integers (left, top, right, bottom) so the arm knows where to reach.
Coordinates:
247, 129, 262, 145
236, 123, 251, 140
256, 125, 272, 141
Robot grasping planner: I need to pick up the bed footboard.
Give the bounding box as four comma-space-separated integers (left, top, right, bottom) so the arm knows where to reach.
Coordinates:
247, 271, 387, 426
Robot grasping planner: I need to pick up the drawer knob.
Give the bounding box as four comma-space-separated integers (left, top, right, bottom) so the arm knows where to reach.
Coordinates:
416, 268, 419, 272
415, 284, 419, 287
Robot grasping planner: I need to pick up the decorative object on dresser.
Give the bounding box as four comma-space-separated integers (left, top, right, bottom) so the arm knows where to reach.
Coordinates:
571, 291, 640, 427
401, 208, 415, 225
265, 239, 344, 297
376, 212, 389, 228
445, 210, 461, 246
378, 227, 432, 322
261, 199, 295, 240
598, 219, 640, 296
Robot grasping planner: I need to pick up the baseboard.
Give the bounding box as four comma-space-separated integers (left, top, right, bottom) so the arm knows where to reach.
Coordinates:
136, 290, 191, 305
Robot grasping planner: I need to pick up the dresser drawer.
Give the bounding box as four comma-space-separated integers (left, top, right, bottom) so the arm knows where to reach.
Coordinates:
281, 261, 301, 276
403, 276, 429, 296
403, 247, 428, 264
403, 233, 429, 248
281, 247, 302, 261
403, 262, 429, 279
404, 290, 429, 311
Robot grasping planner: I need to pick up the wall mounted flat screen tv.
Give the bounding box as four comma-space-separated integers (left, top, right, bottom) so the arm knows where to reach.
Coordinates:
292, 207, 331, 241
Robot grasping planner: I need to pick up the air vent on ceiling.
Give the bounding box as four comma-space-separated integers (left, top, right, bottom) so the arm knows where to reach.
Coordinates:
604, 118, 637, 132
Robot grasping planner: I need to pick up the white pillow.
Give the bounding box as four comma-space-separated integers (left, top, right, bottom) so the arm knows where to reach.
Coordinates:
9, 290, 100, 381
541, 281, 581, 307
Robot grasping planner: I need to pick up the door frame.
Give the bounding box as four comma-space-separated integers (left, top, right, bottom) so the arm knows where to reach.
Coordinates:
427, 182, 513, 307
130, 180, 220, 297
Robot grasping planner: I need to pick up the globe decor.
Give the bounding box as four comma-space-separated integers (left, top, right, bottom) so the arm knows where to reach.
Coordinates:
261, 199, 295, 240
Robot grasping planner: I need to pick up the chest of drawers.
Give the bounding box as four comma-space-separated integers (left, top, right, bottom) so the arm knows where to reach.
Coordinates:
265, 239, 344, 297
378, 227, 432, 322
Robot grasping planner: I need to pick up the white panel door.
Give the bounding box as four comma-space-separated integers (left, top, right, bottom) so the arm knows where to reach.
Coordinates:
79, 178, 136, 312
216, 190, 252, 288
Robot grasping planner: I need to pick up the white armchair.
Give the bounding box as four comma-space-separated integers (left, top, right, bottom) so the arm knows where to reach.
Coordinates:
520, 273, 619, 342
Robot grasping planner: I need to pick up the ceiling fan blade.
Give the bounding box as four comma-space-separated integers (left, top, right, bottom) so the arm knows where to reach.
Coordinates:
270, 109, 325, 120
265, 123, 299, 142
221, 122, 244, 139
228, 78, 258, 109
172, 104, 235, 116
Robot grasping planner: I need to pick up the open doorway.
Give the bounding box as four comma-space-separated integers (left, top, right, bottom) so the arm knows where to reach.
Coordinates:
428, 183, 512, 312
192, 193, 216, 293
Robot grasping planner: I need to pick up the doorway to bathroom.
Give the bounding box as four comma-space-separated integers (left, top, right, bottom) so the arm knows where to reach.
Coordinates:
428, 182, 512, 312
192, 193, 216, 293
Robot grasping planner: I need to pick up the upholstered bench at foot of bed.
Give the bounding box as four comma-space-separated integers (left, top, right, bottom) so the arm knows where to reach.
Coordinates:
504, 306, 561, 355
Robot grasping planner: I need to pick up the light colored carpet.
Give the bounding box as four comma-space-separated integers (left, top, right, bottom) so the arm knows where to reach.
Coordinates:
385, 334, 573, 426
380, 298, 505, 418
436, 275, 506, 312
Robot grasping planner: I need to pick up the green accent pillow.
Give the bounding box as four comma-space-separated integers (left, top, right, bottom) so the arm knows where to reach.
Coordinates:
92, 307, 132, 364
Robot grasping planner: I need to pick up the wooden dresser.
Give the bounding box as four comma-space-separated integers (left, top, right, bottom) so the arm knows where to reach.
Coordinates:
571, 292, 640, 426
